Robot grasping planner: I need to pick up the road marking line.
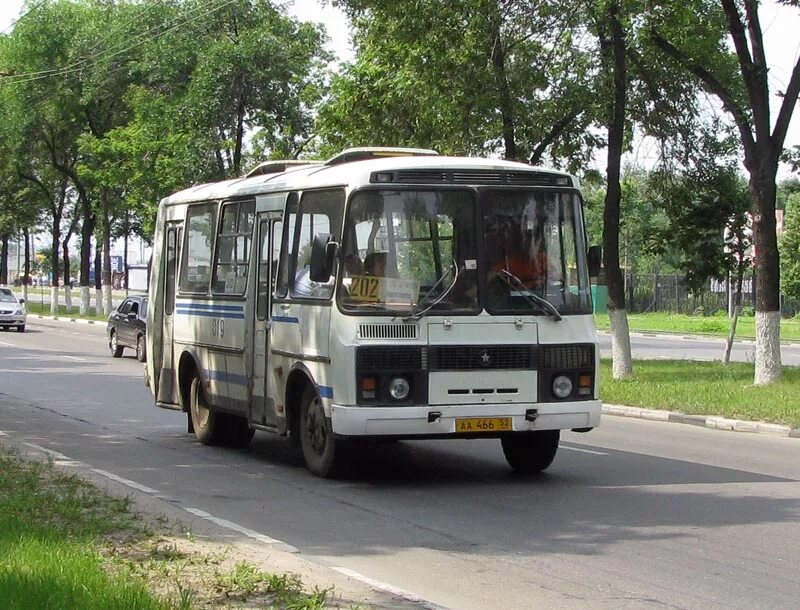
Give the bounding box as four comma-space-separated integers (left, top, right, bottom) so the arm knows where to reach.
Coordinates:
0, 341, 13, 346
184, 507, 286, 545
91, 469, 159, 494
559, 444, 608, 455
22, 442, 72, 461
0, 430, 6, 436
331, 566, 450, 610
64, 355, 87, 361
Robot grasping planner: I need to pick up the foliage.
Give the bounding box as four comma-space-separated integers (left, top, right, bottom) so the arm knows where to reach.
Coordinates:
322, 0, 601, 168
780, 192, 800, 300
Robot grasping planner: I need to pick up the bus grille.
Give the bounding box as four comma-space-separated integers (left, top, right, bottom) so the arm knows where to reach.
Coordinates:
429, 345, 536, 371
390, 169, 568, 186
538, 344, 595, 369
357, 347, 425, 371
358, 323, 418, 340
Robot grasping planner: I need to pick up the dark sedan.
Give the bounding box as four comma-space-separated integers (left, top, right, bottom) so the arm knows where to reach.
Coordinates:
107, 296, 148, 361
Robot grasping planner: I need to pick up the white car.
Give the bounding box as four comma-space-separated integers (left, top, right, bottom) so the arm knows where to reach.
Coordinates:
0, 287, 26, 332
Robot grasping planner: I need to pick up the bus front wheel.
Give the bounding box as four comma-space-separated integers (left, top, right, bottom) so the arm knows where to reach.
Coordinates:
189, 376, 226, 445
300, 387, 345, 478
501, 430, 560, 473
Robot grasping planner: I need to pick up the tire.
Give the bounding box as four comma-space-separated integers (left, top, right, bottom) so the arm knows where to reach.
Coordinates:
501, 430, 560, 474
189, 375, 227, 445
17, 325, 25, 333
136, 334, 147, 362
109, 331, 124, 358
300, 386, 347, 478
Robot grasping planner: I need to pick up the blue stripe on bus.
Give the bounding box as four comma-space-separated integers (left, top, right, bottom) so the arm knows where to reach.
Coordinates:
175, 309, 245, 319
272, 315, 300, 324
205, 369, 248, 386
176, 303, 244, 312
319, 385, 334, 399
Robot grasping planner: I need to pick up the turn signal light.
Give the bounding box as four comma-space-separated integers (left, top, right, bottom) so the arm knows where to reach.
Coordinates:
361, 376, 377, 399
578, 374, 592, 396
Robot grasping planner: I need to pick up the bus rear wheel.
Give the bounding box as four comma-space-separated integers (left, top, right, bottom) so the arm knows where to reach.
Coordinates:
501, 430, 560, 473
300, 387, 346, 478
189, 376, 227, 445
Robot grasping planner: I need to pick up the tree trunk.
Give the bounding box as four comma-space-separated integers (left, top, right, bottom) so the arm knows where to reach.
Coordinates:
101, 191, 113, 316
723, 258, 747, 364
487, 4, 516, 161
22, 227, 30, 303
600, 0, 633, 379
0, 235, 8, 285
50, 226, 60, 314
62, 237, 72, 312
80, 205, 95, 315
749, 161, 782, 384
94, 241, 102, 314
123, 209, 129, 294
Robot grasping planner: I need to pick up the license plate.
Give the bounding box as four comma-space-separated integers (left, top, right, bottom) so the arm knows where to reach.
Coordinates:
455, 417, 512, 433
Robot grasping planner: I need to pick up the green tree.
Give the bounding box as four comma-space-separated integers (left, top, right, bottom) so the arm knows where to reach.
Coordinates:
324, 0, 599, 167
780, 192, 800, 301
650, 0, 800, 384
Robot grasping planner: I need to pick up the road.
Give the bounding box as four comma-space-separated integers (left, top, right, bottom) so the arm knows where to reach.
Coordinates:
1, 319, 799, 609
597, 331, 800, 366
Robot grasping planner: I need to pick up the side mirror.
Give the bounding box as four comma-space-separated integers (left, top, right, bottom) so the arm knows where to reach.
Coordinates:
18, 298, 25, 304
309, 233, 339, 283
128, 311, 138, 320
587, 245, 602, 278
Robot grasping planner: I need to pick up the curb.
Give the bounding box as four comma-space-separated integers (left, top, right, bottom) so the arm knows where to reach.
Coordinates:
597, 329, 800, 347
603, 404, 800, 438
33, 314, 99, 325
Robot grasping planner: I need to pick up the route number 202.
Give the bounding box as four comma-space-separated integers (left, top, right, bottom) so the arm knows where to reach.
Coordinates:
211, 318, 225, 338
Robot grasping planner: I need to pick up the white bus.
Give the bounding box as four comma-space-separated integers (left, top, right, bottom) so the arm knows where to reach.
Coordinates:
146, 148, 602, 477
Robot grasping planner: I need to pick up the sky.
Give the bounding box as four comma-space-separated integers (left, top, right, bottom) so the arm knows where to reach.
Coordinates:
0, 0, 798, 173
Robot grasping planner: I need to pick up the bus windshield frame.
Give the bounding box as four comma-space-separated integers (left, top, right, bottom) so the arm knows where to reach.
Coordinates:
336, 187, 592, 317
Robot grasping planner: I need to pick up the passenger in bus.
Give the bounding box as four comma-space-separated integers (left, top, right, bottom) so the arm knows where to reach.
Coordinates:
363, 252, 387, 277
487, 227, 548, 291
343, 253, 364, 276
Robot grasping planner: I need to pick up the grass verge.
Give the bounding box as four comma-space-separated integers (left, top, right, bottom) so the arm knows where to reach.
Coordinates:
0, 449, 358, 609
594, 312, 800, 342
25, 301, 108, 322
600, 359, 800, 428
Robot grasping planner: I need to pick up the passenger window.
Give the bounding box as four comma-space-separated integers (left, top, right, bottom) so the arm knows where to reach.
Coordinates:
119, 300, 132, 315
179, 203, 218, 294
213, 200, 255, 295
275, 195, 298, 298
288, 190, 344, 300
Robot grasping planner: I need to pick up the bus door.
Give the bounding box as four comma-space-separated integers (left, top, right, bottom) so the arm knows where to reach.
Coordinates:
156, 223, 182, 406
250, 213, 282, 427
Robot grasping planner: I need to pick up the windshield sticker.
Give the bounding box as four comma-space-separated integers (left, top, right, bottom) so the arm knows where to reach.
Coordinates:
465, 259, 477, 270
349, 276, 420, 305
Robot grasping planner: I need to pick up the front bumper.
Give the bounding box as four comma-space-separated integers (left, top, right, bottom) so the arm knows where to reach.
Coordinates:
0, 316, 26, 326
330, 400, 601, 437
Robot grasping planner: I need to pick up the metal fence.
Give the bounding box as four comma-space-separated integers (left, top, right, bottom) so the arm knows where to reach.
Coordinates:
619, 273, 800, 317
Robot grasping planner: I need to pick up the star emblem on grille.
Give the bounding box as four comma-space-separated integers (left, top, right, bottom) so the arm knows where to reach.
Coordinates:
479, 349, 491, 367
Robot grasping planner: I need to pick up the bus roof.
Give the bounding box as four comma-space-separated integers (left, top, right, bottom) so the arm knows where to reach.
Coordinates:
159, 153, 579, 207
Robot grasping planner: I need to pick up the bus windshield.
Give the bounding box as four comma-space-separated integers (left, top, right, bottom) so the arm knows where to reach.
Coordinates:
338, 188, 592, 317
483, 190, 592, 315
338, 189, 479, 315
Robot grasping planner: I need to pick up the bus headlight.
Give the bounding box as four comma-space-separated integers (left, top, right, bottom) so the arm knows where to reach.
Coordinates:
552, 375, 573, 399
388, 377, 411, 401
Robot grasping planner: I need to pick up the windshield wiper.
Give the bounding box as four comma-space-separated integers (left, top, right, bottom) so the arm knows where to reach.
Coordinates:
498, 269, 563, 322
402, 260, 460, 321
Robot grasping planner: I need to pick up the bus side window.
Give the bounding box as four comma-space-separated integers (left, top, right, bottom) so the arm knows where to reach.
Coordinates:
212, 200, 255, 295
275, 195, 297, 298
288, 189, 344, 300
179, 203, 217, 294
271, 220, 282, 291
